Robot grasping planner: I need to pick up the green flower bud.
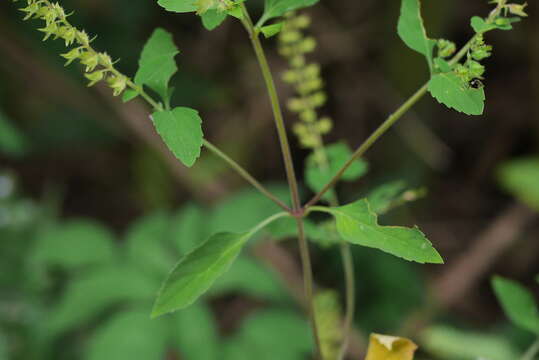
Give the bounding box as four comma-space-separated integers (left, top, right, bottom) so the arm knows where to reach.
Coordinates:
107, 75, 127, 96
300, 110, 317, 123
38, 22, 59, 41
317, 117, 333, 134
80, 51, 99, 72
294, 15, 311, 29
506, 3, 527, 17
85, 70, 106, 87
60, 47, 82, 66
437, 39, 456, 58
300, 37, 316, 53
288, 98, 305, 112
467, 60, 485, 78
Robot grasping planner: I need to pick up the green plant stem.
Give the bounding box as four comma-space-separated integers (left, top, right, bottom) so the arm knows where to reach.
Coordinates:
338, 241, 355, 359
239, 4, 322, 358
295, 217, 323, 358
238, 4, 301, 212
305, 83, 429, 208
304, 34, 478, 209
521, 338, 539, 360
202, 140, 291, 211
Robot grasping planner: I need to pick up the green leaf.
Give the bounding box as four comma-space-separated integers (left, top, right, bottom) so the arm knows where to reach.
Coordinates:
433, 58, 452, 73
208, 185, 289, 234
210, 255, 287, 300
151, 107, 204, 167
135, 28, 179, 102
121, 89, 138, 103
171, 303, 219, 360
497, 157, 539, 212
471, 16, 497, 33
223, 309, 313, 360
157, 0, 197, 13
30, 219, 116, 271
421, 325, 519, 360
305, 142, 368, 201
314, 199, 443, 264
170, 204, 208, 255
0, 110, 29, 157
200, 9, 227, 30
366, 181, 408, 214
260, 22, 284, 38
126, 212, 175, 277
152, 231, 251, 317
258, 0, 319, 27
397, 0, 436, 72
428, 72, 485, 115
84, 310, 169, 360
42, 265, 157, 339
492, 276, 539, 334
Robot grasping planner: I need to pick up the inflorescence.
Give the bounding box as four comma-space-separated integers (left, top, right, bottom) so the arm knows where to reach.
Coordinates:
15, 0, 131, 96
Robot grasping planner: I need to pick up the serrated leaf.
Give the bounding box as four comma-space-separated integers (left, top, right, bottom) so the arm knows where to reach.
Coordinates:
171, 303, 219, 360
151, 107, 204, 167
135, 28, 179, 102
397, 0, 436, 72
157, 0, 197, 13
497, 157, 539, 212
428, 72, 485, 115
42, 265, 157, 339
492, 276, 539, 334
201, 9, 227, 30
30, 219, 116, 271
152, 232, 251, 317
305, 142, 368, 201
314, 199, 443, 264
258, 0, 319, 27
471, 16, 497, 33
365, 333, 418, 360
260, 22, 284, 38
421, 325, 520, 360
84, 310, 169, 360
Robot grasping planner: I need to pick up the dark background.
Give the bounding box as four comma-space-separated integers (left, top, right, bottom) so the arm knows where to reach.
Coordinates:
0, 0, 538, 358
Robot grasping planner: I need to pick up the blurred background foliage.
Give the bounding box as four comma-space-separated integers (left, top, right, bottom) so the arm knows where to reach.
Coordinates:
0, 0, 538, 359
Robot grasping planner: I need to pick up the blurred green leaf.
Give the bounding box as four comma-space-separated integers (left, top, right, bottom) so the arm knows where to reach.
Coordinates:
151, 107, 204, 167
43, 265, 157, 338
84, 309, 169, 360
152, 231, 251, 317
497, 157, 539, 211
0, 111, 29, 157
421, 325, 519, 360
157, 0, 197, 14
397, 0, 436, 71
470, 16, 497, 33
201, 10, 227, 30
135, 28, 179, 102
0, 332, 7, 360
223, 309, 312, 360
171, 303, 219, 360
305, 142, 368, 201
30, 219, 116, 271
492, 276, 539, 334
428, 73, 485, 115
314, 199, 443, 264
260, 22, 284, 38
211, 255, 287, 300
126, 212, 175, 277
258, 0, 320, 27
314, 291, 342, 360
170, 204, 208, 255
208, 185, 289, 234
366, 181, 408, 214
